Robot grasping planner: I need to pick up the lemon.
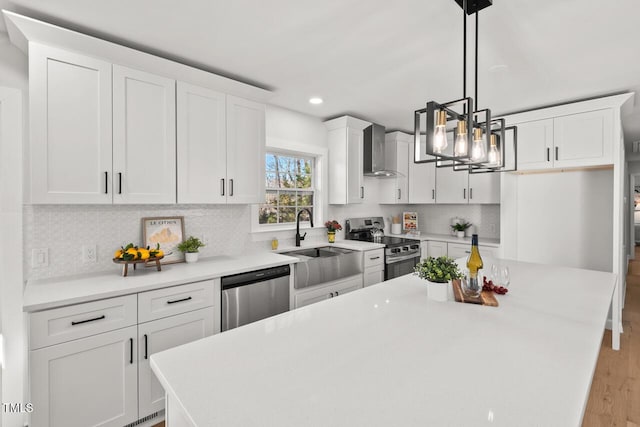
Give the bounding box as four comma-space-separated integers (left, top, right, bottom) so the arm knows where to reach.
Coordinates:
126, 248, 139, 259
114, 249, 124, 259
138, 248, 150, 260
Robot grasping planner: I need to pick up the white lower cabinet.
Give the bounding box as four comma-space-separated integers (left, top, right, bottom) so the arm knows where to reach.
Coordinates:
363, 249, 384, 287
30, 326, 138, 427
138, 308, 214, 418
426, 241, 447, 258
447, 243, 471, 260
294, 275, 363, 308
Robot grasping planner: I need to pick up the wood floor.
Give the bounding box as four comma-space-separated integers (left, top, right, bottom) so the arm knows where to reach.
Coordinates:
152, 252, 640, 427
583, 247, 640, 426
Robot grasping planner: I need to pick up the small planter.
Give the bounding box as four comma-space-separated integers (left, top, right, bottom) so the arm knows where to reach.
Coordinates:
327, 231, 336, 243
185, 252, 199, 263
457, 231, 465, 238
426, 279, 450, 302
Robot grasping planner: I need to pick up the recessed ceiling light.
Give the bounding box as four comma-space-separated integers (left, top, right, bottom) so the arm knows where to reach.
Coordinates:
309, 97, 323, 105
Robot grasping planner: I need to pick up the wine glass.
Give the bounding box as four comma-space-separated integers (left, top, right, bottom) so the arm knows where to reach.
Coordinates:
501, 266, 510, 288
491, 264, 499, 283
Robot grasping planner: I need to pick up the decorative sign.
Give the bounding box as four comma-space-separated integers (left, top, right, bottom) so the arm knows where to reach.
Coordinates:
403, 212, 418, 231
142, 216, 185, 264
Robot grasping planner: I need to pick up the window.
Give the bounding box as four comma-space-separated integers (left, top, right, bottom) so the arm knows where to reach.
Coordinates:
258, 152, 314, 225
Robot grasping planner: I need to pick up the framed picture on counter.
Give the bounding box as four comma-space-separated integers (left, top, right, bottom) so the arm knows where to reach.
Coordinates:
403, 212, 418, 231
142, 216, 185, 264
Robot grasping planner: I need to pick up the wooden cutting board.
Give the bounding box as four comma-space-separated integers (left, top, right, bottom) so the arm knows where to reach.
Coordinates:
452, 279, 499, 307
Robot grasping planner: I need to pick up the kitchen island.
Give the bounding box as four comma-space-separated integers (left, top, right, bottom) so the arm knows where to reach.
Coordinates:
151, 258, 616, 426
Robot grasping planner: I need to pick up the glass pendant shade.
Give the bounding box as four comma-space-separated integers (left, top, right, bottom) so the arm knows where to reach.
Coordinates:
470, 127, 486, 161
454, 121, 468, 156
433, 110, 448, 153
487, 134, 500, 165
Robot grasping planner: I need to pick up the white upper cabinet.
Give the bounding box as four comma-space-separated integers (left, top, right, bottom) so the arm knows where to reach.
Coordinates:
113, 65, 176, 204
29, 43, 113, 204
553, 109, 613, 168
408, 138, 436, 204
468, 172, 500, 204
379, 132, 409, 204
226, 95, 266, 204
435, 166, 469, 204
176, 82, 227, 204
326, 116, 370, 204
505, 105, 615, 172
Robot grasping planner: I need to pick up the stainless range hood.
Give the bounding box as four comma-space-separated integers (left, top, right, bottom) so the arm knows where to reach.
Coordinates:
363, 124, 398, 177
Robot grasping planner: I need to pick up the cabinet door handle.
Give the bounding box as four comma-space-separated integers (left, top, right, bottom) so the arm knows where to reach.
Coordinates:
71, 315, 105, 326
167, 296, 192, 305
555, 146, 559, 161
118, 173, 122, 194
370, 256, 380, 260
463, 188, 466, 199
432, 189, 435, 200
397, 189, 401, 200
360, 186, 364, 199
129, 338, 133, 364
144, 334, 148, 360
547, 148, 550, 162
220, 179, 225, 196
229, 179, 234, 196
329, 292, 334, 298
470, 188, 473, 199
335, 291, 339, 296
465, 250, 471, 254
104, 171, 108, 194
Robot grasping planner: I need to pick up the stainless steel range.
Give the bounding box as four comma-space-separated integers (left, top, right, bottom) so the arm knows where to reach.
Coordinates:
345, 217, 421, 280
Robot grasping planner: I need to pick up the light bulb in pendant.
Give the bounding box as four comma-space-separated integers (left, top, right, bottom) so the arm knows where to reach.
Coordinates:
433, 110, 448, 153
487, 134, 500, 165
454, 121, 468, 157
471, 128, 486, 162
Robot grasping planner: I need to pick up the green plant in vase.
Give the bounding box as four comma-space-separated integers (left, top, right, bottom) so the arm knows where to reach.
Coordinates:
451, 221, 472, 237
177, 236, 206, 263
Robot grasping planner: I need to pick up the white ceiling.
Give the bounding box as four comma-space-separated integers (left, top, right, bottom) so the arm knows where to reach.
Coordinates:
3, 0, 640, 144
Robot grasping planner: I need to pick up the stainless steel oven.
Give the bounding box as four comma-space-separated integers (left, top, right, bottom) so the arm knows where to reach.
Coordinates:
385, 245, 421, 280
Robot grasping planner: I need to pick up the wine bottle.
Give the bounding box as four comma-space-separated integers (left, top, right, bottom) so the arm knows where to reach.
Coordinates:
466, 234, 484, 292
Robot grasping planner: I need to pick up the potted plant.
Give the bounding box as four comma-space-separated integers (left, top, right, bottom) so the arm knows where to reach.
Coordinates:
414, 256, 463, 302
324, 220, 342, 243
177, 236, 206, 263
451, 221, 472, 238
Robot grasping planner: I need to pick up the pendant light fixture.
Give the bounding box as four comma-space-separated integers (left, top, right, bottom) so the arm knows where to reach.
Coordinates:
414, 0, 517, 173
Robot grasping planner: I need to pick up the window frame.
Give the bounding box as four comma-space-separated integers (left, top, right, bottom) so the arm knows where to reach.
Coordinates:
251, 138, 327, 234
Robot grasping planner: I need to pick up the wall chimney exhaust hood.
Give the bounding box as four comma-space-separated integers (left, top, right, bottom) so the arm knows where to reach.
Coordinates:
363, 124, 398, 177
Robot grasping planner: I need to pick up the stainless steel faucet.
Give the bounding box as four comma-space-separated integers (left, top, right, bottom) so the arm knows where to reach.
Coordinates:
295, 208, 314, 246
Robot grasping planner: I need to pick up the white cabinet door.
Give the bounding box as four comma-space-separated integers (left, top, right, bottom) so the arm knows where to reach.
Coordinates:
30, 326, 138, 427
468, 172, 500, 204
379, 137, 409, 204
29, 43, 113, 204
113, 65, 176, 204
447, 243, 471, 260
294, 275, 362, 308
435, 166, 468, 204
420, 242, 428, 261
408, 141, 436, 204
177, 82, 227, 204
363, 268, 384, 287
226, 95, 265, 204
426, 241, 447, 258
512, 119, 553, 171
138, 308, 214, 418
553, 109, 613, 168
347, 126, 364, 204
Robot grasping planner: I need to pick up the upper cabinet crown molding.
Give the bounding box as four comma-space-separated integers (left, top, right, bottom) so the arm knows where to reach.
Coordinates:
2, 10, 272, 102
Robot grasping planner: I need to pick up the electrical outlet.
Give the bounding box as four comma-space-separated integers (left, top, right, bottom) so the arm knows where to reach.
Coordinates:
32, 248, 49, 268
489, 223, 496, 234
201, 234, 209, 245
82, 245, 97, 263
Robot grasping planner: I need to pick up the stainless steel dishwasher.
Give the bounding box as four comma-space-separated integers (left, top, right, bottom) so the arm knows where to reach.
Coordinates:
221, 265, 290, 331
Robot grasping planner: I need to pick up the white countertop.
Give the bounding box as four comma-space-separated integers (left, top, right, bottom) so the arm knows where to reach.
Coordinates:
23, 252, 298, 312
390, 232, 501, 247
150, 258, 615, 427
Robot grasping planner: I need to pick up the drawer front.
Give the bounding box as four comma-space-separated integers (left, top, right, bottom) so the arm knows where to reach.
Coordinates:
363, 249, 384, 269
448, 243, 471, 260
138, 280, 215, 323
30, 295, 137, 350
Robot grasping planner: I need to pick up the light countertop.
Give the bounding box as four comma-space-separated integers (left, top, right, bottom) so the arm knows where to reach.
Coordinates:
151, 258, 615, 427
390, 232, 501, 247
23, 252, 298, 312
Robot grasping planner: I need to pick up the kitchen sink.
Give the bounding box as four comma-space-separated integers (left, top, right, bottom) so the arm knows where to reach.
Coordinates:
281, 246, 364, 289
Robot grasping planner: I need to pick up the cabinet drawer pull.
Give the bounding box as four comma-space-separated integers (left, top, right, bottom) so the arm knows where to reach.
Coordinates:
465, 251, 471, 254
547, 148, 550, 162
71, 315, 105, 326
104, 171, 108, 194
555, 146, 559, 161
221, 178, 225, 196
129, 338, 133, 364
144, 334, 148, 360
370, 256, 380, 260
166, 296, 193, 305
118, 172, 122, 194
229, 179, 234, 196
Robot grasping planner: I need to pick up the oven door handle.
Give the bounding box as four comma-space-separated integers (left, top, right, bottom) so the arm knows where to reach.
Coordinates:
386, 252, 420, 264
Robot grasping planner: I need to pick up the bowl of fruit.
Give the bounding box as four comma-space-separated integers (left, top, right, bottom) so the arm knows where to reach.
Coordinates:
113, 243, 164, 277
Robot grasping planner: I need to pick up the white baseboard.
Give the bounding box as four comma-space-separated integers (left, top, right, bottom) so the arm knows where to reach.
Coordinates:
605, 318, 624, 333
